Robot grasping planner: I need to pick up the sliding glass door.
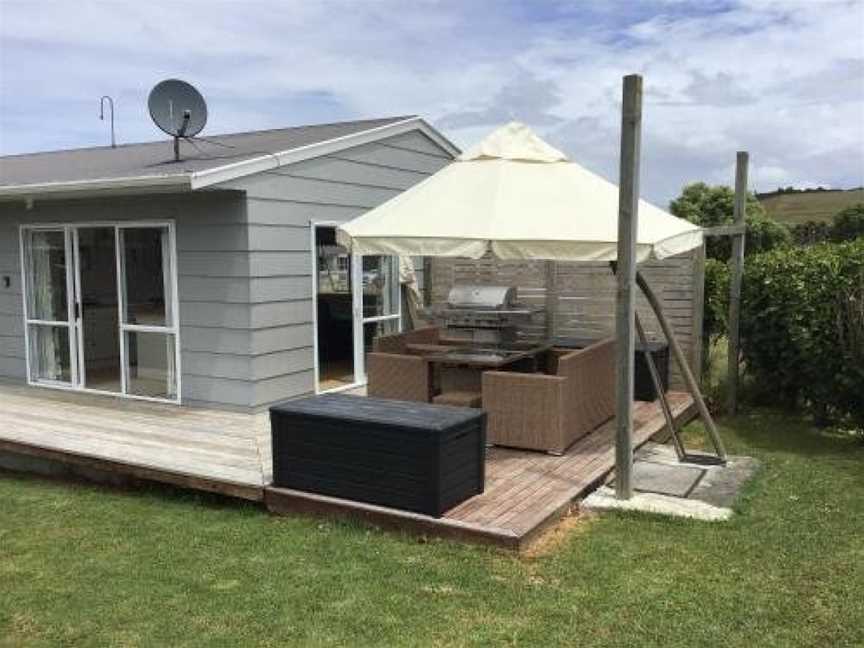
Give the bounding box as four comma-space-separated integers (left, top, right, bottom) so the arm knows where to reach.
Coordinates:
22, 228, 76, 385
21, 222, 180, 403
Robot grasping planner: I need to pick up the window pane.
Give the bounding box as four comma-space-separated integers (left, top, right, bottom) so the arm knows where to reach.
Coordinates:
27, 230, 68, 322
77, 227, 121, 393
123, 227, 172, 326
362, 256, 400, 317
126, 331, 176, 399
29, 325, 71, 383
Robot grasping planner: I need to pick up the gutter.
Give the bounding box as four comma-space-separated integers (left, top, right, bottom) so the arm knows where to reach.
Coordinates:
0, 173, 192, 202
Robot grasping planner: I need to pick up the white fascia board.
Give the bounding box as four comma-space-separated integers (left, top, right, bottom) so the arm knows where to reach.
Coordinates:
0, 174, 191, 201
190, 117, 460, 190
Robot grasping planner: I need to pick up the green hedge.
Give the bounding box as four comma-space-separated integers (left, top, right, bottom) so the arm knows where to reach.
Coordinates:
740, 239, 864, 425
702, 258, 729, 358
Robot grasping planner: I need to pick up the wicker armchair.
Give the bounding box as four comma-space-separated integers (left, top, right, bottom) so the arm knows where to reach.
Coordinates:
481, 338, 616, 454
366, 352, 434, 402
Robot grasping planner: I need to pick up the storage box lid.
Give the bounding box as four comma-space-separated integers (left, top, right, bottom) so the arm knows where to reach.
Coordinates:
270, 394, 485, 432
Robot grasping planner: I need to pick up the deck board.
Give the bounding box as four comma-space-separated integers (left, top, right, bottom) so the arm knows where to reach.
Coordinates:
0, 381, 696, 548
0, 382, 270, 499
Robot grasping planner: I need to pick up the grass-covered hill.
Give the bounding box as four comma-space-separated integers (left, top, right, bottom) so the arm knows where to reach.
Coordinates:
758, 188, 864, 225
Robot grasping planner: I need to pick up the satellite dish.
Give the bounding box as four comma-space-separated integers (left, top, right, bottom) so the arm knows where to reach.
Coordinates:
148, 79, 207, 138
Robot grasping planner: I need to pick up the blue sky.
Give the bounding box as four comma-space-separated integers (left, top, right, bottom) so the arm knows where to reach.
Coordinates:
1, 0, 862, 205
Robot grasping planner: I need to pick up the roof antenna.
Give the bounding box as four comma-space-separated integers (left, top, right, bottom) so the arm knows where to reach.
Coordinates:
99, 95, 116, 148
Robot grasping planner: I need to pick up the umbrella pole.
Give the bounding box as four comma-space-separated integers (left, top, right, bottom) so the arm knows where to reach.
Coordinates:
635, 271, 727, 462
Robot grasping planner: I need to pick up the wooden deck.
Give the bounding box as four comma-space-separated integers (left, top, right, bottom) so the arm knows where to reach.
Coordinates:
0, 381, 695, 550
0, 382, 271, 501
267, 392, 696, 550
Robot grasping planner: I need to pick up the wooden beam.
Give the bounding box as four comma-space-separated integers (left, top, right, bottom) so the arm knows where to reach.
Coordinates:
614, 74, 643, 500
727, 152, 748, 415
703, 223, 746, 237
636, 272, 727, 461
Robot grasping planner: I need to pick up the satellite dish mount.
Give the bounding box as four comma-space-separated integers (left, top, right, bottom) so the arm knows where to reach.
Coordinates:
147, 79, 208, 162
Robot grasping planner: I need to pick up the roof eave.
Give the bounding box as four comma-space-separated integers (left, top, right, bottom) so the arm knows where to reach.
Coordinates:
0, 174, 192, 202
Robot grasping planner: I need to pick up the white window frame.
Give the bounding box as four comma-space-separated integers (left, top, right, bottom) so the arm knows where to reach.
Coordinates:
19, 220, 182, 405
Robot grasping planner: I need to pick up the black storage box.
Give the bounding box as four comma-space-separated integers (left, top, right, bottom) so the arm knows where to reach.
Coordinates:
270, 395, 486, 517
554, 336, 670, 402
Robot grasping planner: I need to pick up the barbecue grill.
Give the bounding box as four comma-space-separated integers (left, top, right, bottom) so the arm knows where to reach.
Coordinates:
426, 284, 535, 344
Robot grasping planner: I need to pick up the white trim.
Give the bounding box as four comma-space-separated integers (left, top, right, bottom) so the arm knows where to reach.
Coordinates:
362, 313, 401, 324
114, 226, 129, 395
71, 227, 84, 387
351, 252, 364, 384
18, 226, 31, 383
0, 118, 459, 200
0, 174, 190, 200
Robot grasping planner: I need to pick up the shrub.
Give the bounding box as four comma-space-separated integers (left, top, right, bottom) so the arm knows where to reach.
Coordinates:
831, 203, 864, 242
669, 182, 791, 261
791, 220, 832, 245
740, 239, 864, 426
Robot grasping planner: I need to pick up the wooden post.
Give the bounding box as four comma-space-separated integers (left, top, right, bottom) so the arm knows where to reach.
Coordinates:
544, 261, 558, 340
422, 257, 433, 307
614, 74, 642, 500
727, 152, 748, 415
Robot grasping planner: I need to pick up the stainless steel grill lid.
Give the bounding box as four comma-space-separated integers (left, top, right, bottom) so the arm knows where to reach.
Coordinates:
446, 285, 516, 310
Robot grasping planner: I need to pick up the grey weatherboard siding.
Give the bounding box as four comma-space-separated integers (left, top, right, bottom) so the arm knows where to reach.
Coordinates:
0, 128, 453, 410
216, 130, 453, 408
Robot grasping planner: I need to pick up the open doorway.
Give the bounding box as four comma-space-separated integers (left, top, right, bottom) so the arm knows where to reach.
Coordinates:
313, 225, 357, 391
312, 224, 403, 393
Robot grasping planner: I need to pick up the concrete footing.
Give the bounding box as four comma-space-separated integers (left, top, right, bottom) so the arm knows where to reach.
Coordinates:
582, 442, 759, 521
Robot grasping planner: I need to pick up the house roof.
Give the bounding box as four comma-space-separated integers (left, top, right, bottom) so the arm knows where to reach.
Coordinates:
0, 116, 458, 200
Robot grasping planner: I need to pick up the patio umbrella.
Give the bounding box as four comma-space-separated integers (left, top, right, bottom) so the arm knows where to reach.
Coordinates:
338, 118, 725, 482
336, 121, 702, 262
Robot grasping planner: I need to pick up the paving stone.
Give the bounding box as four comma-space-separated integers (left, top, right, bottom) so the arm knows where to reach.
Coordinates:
632, 460, 705, 497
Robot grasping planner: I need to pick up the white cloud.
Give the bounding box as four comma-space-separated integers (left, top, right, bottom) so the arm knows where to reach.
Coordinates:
0, 0, 862, 204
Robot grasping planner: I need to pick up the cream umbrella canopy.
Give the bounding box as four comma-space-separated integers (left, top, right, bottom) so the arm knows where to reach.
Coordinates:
338, 115, 726, 485
336, 121, 702, 261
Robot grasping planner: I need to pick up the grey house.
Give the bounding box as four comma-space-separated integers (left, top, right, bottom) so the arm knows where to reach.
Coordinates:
0, 116, 457, 410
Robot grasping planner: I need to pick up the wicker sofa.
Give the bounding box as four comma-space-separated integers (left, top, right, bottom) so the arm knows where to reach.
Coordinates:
366, 326, 448, 402
481, 337, 616, 454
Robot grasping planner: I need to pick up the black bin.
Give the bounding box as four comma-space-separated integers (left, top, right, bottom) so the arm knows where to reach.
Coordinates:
270, 395, 486, 517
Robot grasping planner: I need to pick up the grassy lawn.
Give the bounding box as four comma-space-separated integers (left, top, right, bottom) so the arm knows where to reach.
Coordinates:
1, 411, 862, 647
